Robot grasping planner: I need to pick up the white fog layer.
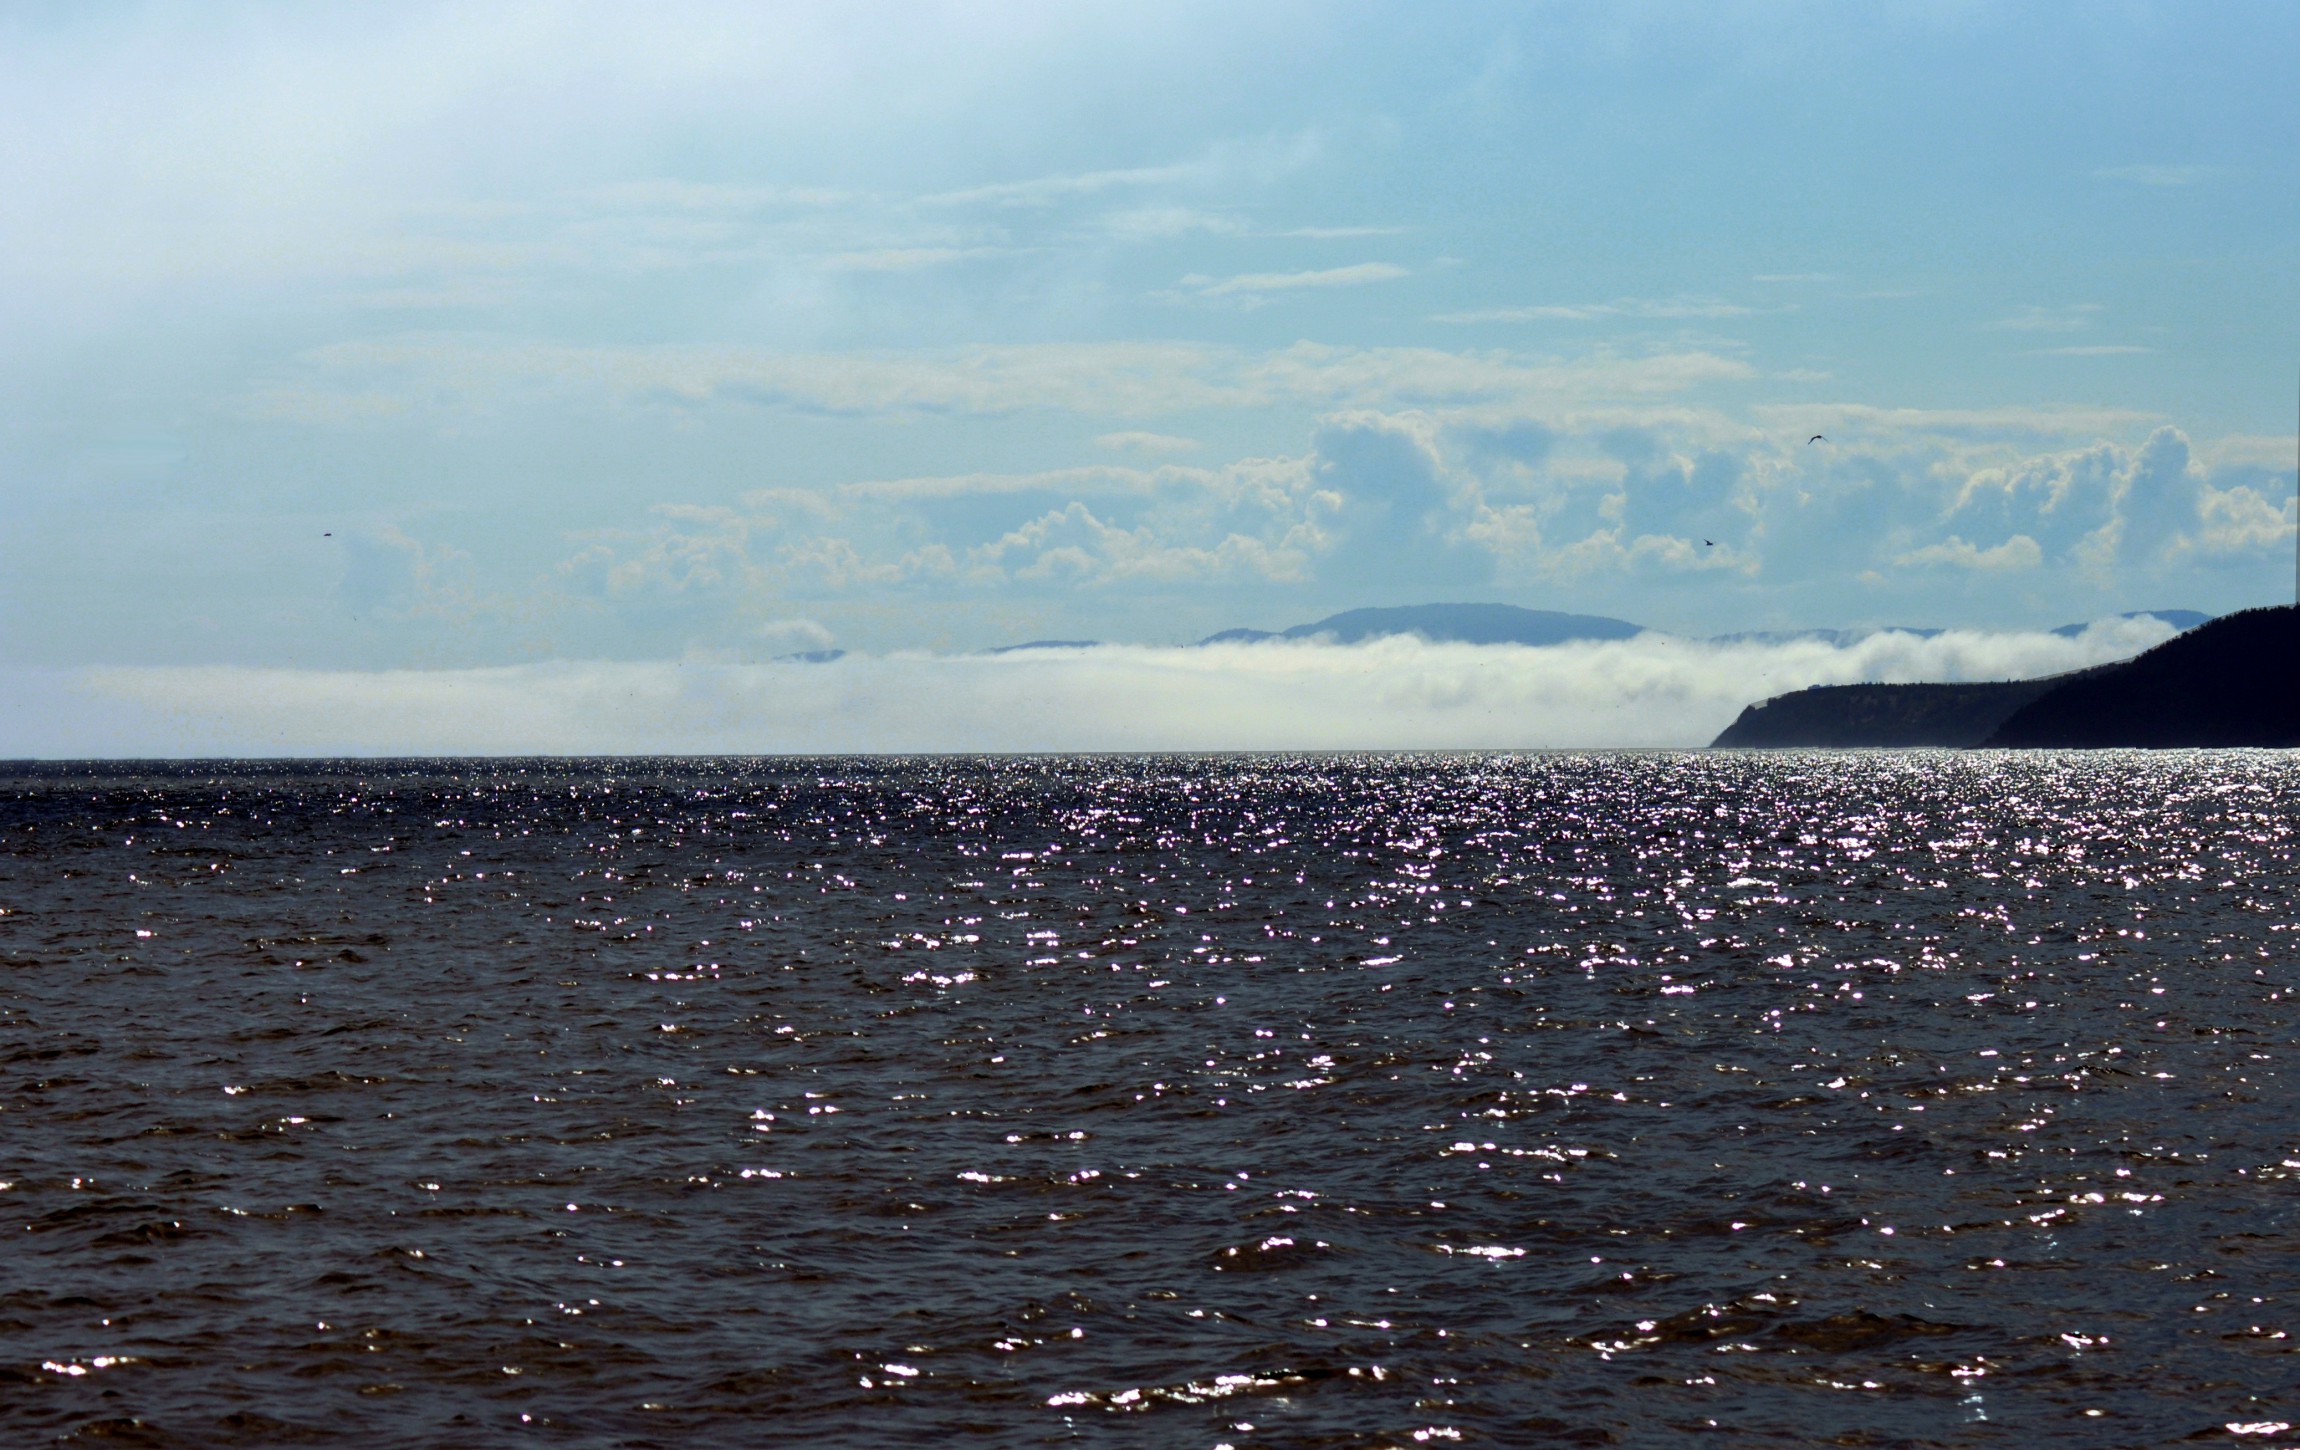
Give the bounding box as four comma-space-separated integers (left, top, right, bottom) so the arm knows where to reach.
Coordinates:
0, 619, 2178, 758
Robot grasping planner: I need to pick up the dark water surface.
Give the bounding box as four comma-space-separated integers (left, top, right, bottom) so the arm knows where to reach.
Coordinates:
2, 753, 2296, 1448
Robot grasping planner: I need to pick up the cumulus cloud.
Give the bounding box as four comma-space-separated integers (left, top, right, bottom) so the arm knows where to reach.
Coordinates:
550, 452, 1340, 606
4, 622, 2181, 758
968, 501, 1318, 584
1895, 534, 2044, 571
2184, 481, 2294, 559
533, 411, 2287, 640
754, 616, 833, 652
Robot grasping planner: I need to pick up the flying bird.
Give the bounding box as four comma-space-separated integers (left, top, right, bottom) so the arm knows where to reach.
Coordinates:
1703, 539, 1715, 547
1807, 434, 1827, 445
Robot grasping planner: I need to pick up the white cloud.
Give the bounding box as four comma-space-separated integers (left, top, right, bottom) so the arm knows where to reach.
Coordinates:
1434, 298, 1756, 323
924, 162, 1199, 209
537, 409, 2280, 627
1182, 262, 1409, 298
8, 623, 2179, 757
1095, 431, 1201, 455
2197, 433, 2300, 470
260, 338, 1757, 421
2184, 482, 2295, 558
754, 617, 834, 651
1096, 205, 1245, 240
970, 501, 1317, 585
1751, 401, 2155, 441
550, 449, 1340, 603
0, 7, 1300, 298
1989, 303, 2104, 333
577, 179, 859, 213
822, 245, 1012, 271
923, 131, 1324, 212
558, 513, 763, 601
1895, 534, 2044, 571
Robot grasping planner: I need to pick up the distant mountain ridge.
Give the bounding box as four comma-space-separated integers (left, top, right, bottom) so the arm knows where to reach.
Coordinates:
1197, 604, 2208, 652
1198, 603, 1644, 647
1710, 609, 2208, 650
986, 639, 1101, 654
952, 603, 2208, 660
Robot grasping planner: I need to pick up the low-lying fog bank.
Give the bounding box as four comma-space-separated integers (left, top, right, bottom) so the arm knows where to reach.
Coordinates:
0, 618, 2181, 757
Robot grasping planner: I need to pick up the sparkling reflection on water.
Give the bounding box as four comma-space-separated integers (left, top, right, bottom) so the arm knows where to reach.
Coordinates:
0, 752, 2296, 1448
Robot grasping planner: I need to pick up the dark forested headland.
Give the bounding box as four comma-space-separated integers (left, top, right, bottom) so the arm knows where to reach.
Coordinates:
1711, 676, 2090, 748
1714, 606, 2299, 749
1985, 605, 2299, 747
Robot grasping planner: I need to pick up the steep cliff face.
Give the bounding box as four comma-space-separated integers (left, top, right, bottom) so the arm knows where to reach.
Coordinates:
1985, 606, 2300, 748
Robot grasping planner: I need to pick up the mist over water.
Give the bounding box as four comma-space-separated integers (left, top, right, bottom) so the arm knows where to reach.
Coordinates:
2, 752, 2296, 1447
0, 619, 2181, 756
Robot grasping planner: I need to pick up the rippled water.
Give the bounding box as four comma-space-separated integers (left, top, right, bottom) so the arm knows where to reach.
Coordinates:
2, 753, 2297, 1448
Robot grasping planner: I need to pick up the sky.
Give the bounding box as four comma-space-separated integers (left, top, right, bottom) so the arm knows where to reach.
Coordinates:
1, 2, 2295, 751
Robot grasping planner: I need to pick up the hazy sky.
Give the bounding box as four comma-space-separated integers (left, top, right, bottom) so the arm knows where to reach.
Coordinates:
3, 1, 2296, 685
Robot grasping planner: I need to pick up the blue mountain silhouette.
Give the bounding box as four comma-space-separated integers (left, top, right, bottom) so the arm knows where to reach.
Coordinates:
1199, 603, 1644, 647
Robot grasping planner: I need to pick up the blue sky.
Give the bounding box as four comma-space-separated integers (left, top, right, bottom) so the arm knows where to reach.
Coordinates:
2, 1, 2295, 693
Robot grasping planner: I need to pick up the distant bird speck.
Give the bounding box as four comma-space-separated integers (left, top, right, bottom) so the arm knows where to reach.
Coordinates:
1703, 539, 1715, 547
1807, 434, 1826, 445
323, 532, 331, 537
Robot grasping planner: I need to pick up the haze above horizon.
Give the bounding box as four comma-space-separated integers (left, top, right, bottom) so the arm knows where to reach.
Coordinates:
3, 2, 2296, 685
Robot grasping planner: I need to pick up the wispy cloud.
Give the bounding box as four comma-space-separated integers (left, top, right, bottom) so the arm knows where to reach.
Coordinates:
1181, 262, 1410, 298
1989, 303, 2104, 333
1751, 400, 2158, 439
256, 338, 1751, 421
822, 245, 1013, 271
1434, 298, 1756, 323
1094, 431, 1201, 455
2197, 434, 2300, 470
920, 132, 1325, 213
924, 162, 1198, 209
1096, 205, 1245, 240
579, 179, 860, 213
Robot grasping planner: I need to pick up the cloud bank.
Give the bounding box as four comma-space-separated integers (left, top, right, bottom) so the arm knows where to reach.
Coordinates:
532, 408, 2289, 651
1, 621, 2179, 758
